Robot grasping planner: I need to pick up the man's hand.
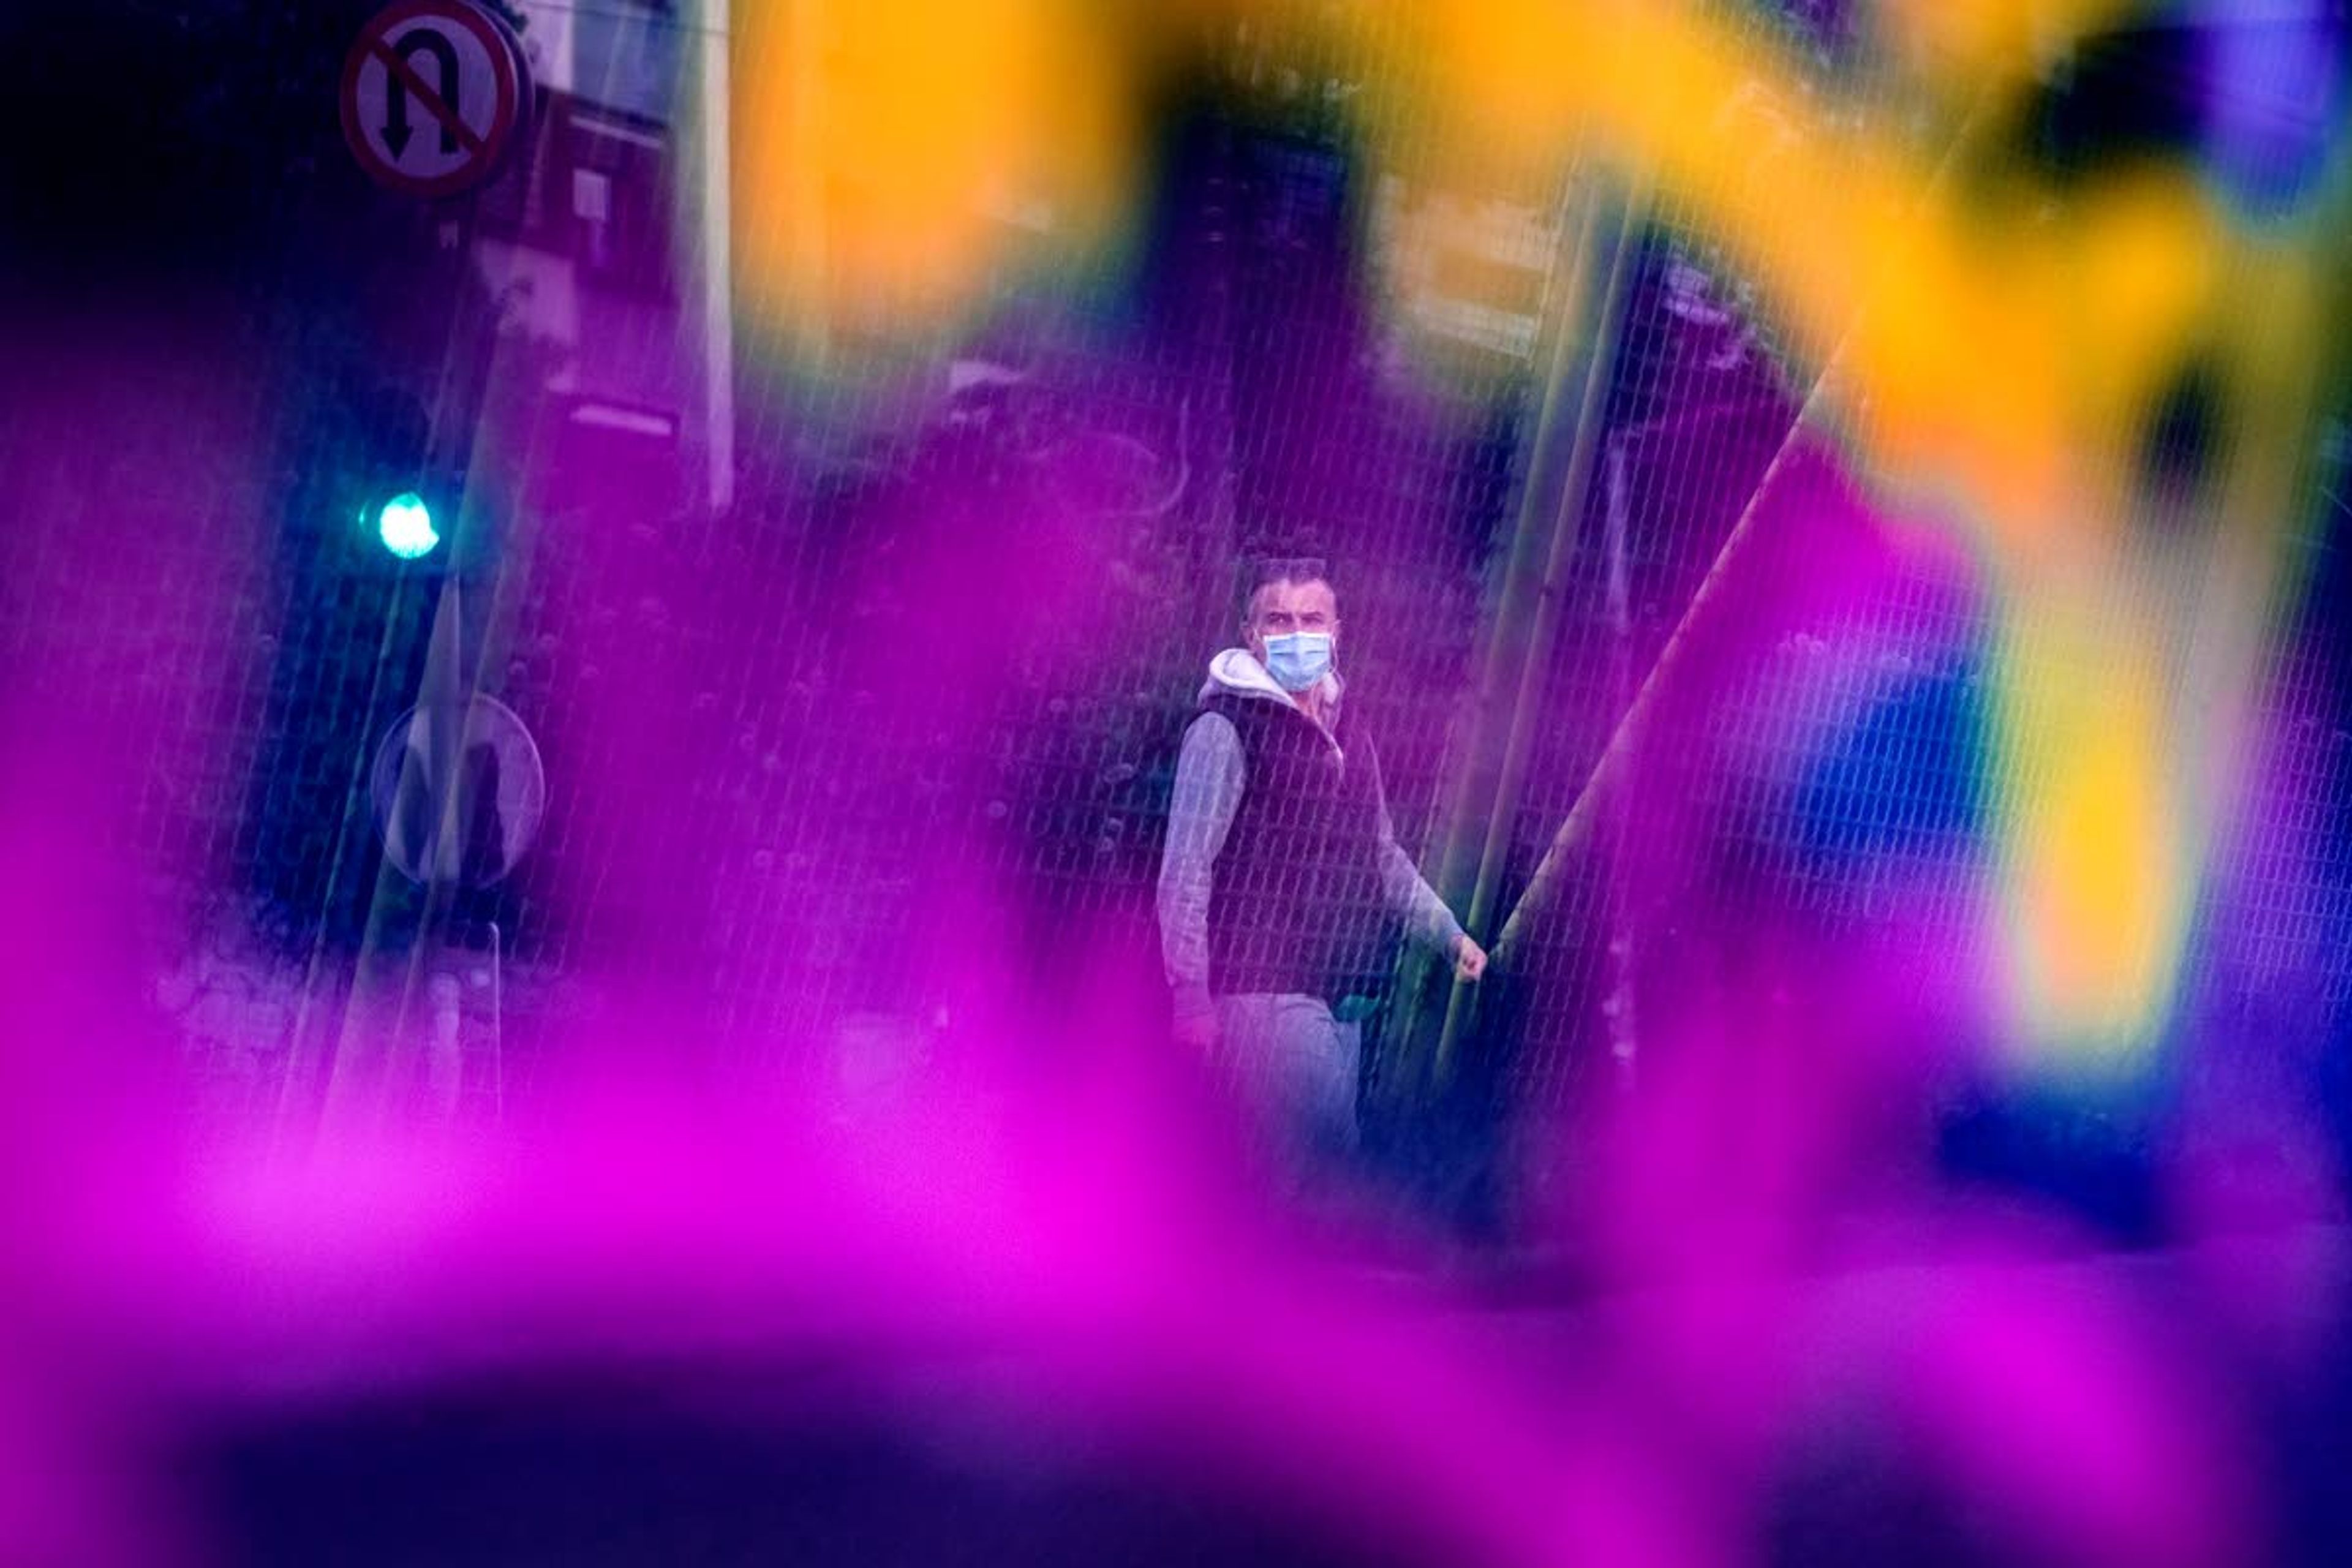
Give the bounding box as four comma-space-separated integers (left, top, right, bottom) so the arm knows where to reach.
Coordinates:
1174, 1006, 1219, 1057
1452, 933, 1488, 983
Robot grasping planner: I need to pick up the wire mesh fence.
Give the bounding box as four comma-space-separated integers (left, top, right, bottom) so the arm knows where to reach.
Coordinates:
5, 1, 2351, 1228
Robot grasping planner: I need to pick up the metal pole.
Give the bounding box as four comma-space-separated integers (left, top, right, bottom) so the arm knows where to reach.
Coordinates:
1491, 356, 1842, 973
1378, 178, 1599, 1106
1489, 91, 1999, 976
1430, 187, 1643, 1084
696, 0, 736, 511
1419, 185, 1605, 919
1600, 437, 1638, 1092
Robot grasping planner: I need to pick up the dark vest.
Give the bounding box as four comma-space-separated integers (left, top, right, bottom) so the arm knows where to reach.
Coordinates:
1202, 692, 1391, 1001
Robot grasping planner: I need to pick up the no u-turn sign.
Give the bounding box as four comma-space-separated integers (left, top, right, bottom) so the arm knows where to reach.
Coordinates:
340, 0, 530, 198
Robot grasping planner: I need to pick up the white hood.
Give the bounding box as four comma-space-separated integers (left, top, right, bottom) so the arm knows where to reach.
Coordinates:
1199, 647, 1342, 707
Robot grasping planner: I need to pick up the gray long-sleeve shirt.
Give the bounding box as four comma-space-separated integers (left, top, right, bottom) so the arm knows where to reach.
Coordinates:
1156, 708, 1465, 1027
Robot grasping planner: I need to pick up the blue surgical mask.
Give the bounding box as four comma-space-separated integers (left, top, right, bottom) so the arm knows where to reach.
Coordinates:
1263, 631, 1333, 692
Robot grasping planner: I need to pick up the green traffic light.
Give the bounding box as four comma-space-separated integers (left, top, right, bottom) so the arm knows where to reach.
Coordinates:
371, 491, 440, 560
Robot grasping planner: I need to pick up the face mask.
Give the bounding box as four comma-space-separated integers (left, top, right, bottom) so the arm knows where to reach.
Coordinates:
1262, 631, 1333, 693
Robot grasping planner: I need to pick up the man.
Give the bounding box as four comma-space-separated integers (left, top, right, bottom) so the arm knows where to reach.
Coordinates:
1158, 558, 1485, 1170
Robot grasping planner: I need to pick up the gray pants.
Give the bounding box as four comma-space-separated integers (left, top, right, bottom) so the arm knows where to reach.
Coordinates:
1213, 993, 1362, 1181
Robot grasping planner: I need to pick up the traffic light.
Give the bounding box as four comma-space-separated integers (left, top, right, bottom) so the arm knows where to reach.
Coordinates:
369, 489, 441, 561
308, 374, 467, 573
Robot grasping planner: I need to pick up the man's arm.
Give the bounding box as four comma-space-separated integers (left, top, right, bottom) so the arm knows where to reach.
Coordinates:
1158, 712, 1244, 1036
1365, 742, 1485, 979
1375, 796, 1466, 954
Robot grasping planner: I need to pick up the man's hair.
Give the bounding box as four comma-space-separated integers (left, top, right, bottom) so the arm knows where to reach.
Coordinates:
1239, 556, 1336, 622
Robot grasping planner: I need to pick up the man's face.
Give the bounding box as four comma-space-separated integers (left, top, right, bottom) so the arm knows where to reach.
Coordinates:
1245, 578, 1339, 667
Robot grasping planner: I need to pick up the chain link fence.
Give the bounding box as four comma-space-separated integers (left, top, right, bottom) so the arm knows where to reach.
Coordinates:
6, 2, 2351, 1227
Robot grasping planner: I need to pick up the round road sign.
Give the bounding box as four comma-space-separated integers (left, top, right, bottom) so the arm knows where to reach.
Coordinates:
369, 695, 547, 888
340, 0, 528, 199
